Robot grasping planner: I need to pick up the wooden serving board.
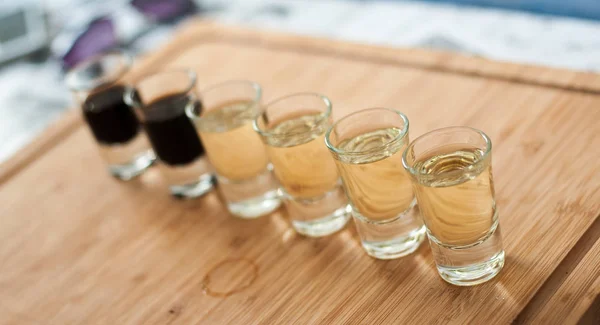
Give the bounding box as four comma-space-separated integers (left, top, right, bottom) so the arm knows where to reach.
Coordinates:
1, 21, 599, 324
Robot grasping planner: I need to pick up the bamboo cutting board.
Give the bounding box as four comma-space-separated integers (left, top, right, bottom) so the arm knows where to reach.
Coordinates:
1, 21, 599, 324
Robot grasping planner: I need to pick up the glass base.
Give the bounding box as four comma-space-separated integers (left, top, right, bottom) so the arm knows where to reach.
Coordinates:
169, 174, 215, 199
108, 151, 155, 181
284, 185, 350, 237
217, 165, 282, 219
437, 250, 505, 286
291, 204, 351, 237
361, 225, 426, 259
353, 199, 425, 259
226, 189, 281, 219
430, 219, 504, 286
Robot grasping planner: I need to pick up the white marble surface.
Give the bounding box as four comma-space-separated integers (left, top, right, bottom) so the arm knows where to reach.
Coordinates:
1, 0, 600, 163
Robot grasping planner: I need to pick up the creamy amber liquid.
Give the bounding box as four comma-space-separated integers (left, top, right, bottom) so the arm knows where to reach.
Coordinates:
335, 128, 413, 221
197, 100, 269, 181
265, 114, 339, 198
412, 147, 495, 246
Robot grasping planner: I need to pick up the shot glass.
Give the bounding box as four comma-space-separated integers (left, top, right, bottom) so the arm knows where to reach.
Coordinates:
124, 69, 214, 198
326, 108, 426, 259
187, 80, 281, 218
254, 93, 351, 237
65, 52, 154, 180
402, 126, 505, 286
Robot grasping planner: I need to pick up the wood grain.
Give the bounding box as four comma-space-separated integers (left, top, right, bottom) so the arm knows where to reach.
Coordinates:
524, 217, 600, 323
1, 21, 599, 324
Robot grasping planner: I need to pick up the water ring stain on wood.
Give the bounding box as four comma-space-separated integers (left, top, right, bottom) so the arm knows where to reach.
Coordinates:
201, 258, 259, 297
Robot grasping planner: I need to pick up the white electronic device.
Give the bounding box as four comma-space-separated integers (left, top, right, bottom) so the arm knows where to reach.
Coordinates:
0, 5, 48, 63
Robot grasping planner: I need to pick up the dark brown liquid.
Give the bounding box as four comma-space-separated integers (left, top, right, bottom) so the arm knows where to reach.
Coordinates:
82, 85, 140, 144
201, 259, 258, 297
144, 94, 204, 166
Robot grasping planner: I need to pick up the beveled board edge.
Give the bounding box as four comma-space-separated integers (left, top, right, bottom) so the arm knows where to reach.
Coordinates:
1, 20, 598, 322
0, 110, 82, 185
131, 20, 600, 95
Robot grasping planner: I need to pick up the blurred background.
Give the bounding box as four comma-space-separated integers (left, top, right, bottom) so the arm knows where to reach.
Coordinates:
1, 0, 599, 163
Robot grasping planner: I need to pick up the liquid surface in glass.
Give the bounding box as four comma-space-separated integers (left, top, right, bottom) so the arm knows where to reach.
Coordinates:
144, 94, 204, 166
265, 113, 338, 198
335, 127, 413, 221
412, 147, 495, 246
83, 85, 140, 144
198, 100, 269, 180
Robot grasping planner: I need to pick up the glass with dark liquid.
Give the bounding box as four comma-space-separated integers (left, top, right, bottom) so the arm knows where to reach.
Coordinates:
125, 69, 214, 198
65, 52, 154, 180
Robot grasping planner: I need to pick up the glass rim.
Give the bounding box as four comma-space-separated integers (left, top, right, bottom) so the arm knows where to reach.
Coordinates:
65, 50, 132, 92
252, 92, 332, 139
124, 68, 197, 109
325, 107, 409, 156
187, 79, 262, 119
401, 126, 492, 178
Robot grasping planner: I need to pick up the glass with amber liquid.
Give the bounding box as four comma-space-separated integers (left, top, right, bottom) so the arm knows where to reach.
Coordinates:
254, 93, 350, 237
187, 81, 281, 218
326, 108, 425, 259
402, 126, 504, 286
